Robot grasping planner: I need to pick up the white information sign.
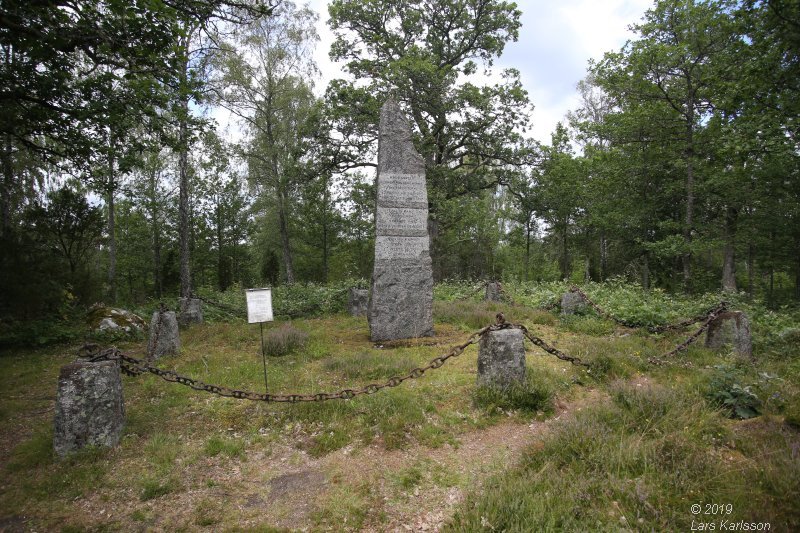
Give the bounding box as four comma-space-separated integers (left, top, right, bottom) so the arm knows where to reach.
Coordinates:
246, 288, 274, 324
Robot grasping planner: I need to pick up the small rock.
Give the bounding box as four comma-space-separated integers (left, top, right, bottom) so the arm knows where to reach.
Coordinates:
86, 304, 145, 335
347, 288, 369, 317
178, 297, 203, 326
485, 282, 503, 302
560, 292, 586, 315
705, 311, 753, 358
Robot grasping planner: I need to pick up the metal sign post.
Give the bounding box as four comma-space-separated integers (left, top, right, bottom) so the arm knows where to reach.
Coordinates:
245, 288, 274, 393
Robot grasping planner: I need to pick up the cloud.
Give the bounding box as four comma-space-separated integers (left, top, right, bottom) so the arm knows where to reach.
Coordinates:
251, 0, 652, 145
498, 0, 652, 143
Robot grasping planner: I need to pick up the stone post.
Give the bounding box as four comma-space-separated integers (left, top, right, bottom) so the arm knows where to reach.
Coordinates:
477, 328, 526, 388
485, 282, 502, 302
148, 309, 180, 359
705, 311, 753, 358
178, 297, 203, 326
368, 97, 434, 341
53, 360, 125, 457
348, 288, 369, 317
560, 292, 586, 316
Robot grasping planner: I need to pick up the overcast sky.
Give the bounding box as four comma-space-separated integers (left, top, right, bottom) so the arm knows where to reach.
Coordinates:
303, 0, 654, 145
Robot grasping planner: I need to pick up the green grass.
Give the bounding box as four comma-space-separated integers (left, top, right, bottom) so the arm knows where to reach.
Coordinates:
0, 281, 797, 530
322, 350, 417, 380
390, 464, 424, 491
204, 434, 246, 458
445, 380, 800, 531
473, 372, 556, 415
139, 476, 181, 501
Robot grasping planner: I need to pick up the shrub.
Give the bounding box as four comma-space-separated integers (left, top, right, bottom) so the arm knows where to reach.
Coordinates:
263, 323, 308, 357
784, 395, 800, 429
705, 365, 762, 419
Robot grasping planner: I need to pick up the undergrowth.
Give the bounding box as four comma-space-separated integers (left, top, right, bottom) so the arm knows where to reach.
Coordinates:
0, 281, 797, 530
446, 381, 800, 531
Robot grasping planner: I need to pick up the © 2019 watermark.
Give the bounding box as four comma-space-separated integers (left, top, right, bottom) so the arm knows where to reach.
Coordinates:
690, 503, 771, 531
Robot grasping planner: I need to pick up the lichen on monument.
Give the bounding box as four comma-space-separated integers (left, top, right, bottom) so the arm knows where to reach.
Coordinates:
368, 98, 434, 342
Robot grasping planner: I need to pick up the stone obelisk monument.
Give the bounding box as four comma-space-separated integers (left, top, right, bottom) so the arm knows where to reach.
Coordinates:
368, 98, 434, 341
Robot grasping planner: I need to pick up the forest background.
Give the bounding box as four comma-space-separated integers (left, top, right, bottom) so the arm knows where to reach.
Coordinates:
0, 0, 798, 345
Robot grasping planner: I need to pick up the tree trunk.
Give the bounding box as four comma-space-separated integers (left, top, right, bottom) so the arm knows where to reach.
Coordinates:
683, 107, 695, 293
747, 242, 754, 300
1, 46, 13, 237
107, 145, 117, 304
599, 232, 607, 281
322, 221, 329, 283
1, 135, 12, 238
722, 206, 738, 292
153, 218, 162, 299
559, 221, 569, 280
795, 235, 800, 301
642, 252, 650, 290
277, 187, 294, 284
149, 168, 163, 299
216, 202, 225, 291
768, 230, 775, 306
524, 218, 532, 281
178, 93, 191, 298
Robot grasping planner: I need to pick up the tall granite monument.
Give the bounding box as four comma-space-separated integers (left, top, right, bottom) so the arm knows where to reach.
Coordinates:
368, 98, 434, 341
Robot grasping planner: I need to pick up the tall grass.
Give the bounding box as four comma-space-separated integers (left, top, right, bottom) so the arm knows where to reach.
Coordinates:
446, 381, 800, 531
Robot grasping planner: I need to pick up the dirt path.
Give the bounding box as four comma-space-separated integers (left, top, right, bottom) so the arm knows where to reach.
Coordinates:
210, 387, 609, 532
66, 388, 608, 532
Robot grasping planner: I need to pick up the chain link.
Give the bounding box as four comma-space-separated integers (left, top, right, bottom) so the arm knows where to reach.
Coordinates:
647, 304, 727, 366
80, 293, 734, 401
82, 322, 499, 403
569, 285, 728, 333
508, 324, 590, 367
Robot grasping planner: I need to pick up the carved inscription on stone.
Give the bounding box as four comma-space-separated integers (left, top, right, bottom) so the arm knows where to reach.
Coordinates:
376, 207, 428, 234
375, 236, 429, 260
369, 98, 434, 341
377, 173, 428, 207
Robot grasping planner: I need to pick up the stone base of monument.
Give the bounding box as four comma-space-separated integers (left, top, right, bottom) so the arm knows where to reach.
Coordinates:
477, 328, 526, 388
485, 282, 502, 302
348, 288, 369, 316
178, 297, 203, 326
369, 261, 434, 341
53, 360, 125, 457
705, 311, 753, 358
561, 292, 586, 316
148, 309, 180, 359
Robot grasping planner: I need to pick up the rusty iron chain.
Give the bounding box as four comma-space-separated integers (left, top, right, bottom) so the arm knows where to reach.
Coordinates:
80, 295, 731, 401
569, 285, 728, 333
82, 322, 511, 403
568, 285, 730, 366
508, 325, 589, 367
646, 304, 727, 366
